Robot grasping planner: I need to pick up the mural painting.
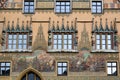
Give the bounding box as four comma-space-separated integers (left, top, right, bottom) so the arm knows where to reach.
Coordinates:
12, 50, 55, 72
69, 51, 106, 72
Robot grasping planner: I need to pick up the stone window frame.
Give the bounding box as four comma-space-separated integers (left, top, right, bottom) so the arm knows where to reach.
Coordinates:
6, 32, 29, 50
56, 60, 69, 76
52, 32, 74, 50
91, 0, 103, 14
23, 0, 36, 14
107, 61, 118, 76
95, 33, 114, 50
54, 0, 72, 14
21, 71, 41, 80
0, 61, 11, 76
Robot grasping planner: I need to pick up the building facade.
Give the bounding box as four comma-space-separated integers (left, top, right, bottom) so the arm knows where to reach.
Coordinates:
0, 0, 120, 80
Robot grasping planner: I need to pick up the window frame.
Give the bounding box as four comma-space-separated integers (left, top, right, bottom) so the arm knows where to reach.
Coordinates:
91, 1, 103, 14
0, 62, 11, 76
95, 33, 113, 50
57, 62, 68, 76
23, 0, 35, 14
55, 0, 71, 14
52, 33, 73, 50
6, 33, 28, 51
107, 62, 117, 76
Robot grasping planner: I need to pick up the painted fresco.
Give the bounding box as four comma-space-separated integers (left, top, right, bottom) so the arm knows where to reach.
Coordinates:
12, 50, 55, 72
69, 51, 106, 72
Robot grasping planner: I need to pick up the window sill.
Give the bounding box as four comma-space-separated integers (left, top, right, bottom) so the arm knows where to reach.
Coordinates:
91, 49, 119, 53
0, 49, 32, 53
47, 49, 78, 53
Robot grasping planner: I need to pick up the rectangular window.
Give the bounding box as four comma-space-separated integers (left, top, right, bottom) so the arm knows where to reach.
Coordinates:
57, 62, 67, 76
95, 34, 113, 50
53, 34, 72, 50
7, 34, 28, 50
0, 62, 10, 76
24, 0, 34, 13
55, 0, 71, 13
107, 62, 117, 76
92, 1, 102, 13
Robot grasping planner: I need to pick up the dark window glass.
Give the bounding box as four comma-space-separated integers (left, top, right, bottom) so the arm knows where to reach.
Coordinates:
92, 1, 102, 13
24, 0, 34, 13
21, 72, 41, 80
57, 62, 67, 76
107, 62, 117, 76
0, 62, 10, 76
55, 0, 71, 13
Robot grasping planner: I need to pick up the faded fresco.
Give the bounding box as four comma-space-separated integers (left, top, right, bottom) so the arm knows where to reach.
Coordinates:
12, 50, 55, 72
69, 51, 106, 72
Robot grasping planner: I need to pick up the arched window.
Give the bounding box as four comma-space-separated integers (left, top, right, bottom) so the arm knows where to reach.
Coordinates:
21, 71, 41, 80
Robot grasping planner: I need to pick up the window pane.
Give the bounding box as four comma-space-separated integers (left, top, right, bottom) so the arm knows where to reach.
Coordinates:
54, 35, 57, 39
58, 63, 62, 66
92, 2, 96, 5
102, 40, 105, 44
96, 45, 100, 49
13, 45, 16, 49
18, 45, 22, 49
58, 35, 62, 39
112, 68, 117, 74
53, 45, 57, 49
56, 2, 60, 5
68, 40, 72, 44
8, 45, 12, 49
96, 40, 100, 44
63, 63, 67, 66
112, 63, 116, 66
25, 2, 29, 5
96, 35, 100, 39
28, 73, 34, 80
58, 68, 62, 74
107, 63, 111, 66
102, 35, 105, 39
63, 68, 67, 73
19, 35, 22, 39
19, 40, 22, 44
61, 2, 65, 5
97, 2, 101, 5
64, 45, 67, 49
58, 45, 62, 49
68, 35, 72, 39
6, 63, 10, 66
107, 67, 112, 74
108, 35, 111, 39
23, 40, 27, 44
54, 40, 57, 44
66, 2, 70, 5
102, 45, 106, 49
64, 40, 67, 44
13, 40, 17, 44
68, 45, 72, 49
108, 40, 111, 44
8, 40, 12, 44
108, 45, 111, 49
58, 40, 62, 44
13, 35, 17, 39
23, 45, 27, 49
30, 2, 34, 5
64, 35, 67, 39
1, 63, 5, 66
23, 35, 27, 39
8, 35, 12, 39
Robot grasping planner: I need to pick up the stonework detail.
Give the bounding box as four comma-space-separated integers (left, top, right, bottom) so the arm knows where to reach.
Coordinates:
33, 25, 47, 51
78, 24, 90, 50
